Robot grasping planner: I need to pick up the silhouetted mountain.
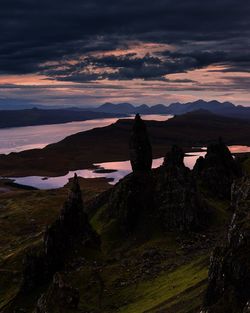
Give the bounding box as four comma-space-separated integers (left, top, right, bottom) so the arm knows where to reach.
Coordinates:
168, 99, 234, 114
93, 100, 250, 119
95, 102, 151, 114
1, 100, 250, 120
0, 108, 125, 128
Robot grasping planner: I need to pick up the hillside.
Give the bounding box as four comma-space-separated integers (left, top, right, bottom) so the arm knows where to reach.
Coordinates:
0, 108, 125, 129
1, 115, 249, 313
0, 110, 250, 176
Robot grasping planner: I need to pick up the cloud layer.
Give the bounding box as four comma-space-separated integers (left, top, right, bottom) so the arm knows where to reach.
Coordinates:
0, 0, 249, 106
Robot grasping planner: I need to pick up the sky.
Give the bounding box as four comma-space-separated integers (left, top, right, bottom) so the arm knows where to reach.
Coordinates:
0, 0, 250, 107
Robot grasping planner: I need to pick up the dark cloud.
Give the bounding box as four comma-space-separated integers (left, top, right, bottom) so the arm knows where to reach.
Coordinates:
42, 48, 250, 82
0, 0, 249, 77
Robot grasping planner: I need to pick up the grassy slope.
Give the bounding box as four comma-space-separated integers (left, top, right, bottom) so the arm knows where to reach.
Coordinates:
67, 184, 229, 313
117, 257, 207, 313
0, 177, 110, 310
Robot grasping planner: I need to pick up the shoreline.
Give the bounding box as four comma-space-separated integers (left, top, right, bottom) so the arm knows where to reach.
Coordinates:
0, 111, 249, 177
1, 147, 250, 179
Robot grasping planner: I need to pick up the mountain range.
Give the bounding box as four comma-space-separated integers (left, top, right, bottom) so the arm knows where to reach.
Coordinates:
1, 99, 250, 129
93, 100, 250, 119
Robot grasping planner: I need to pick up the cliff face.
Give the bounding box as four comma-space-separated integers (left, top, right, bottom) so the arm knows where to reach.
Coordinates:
107, 171, 154, 235
203, 177, 250, 313
194, 139, 241, 199
155, 145, 207, 232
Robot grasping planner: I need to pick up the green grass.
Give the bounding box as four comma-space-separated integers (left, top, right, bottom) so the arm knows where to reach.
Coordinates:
68, 253, 208, 313
115, 256, 208, 313
0, 178, 110, 312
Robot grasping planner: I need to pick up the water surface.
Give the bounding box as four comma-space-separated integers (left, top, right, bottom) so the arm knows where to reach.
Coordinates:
0, 114, 172, 155
9, 145, 249, 190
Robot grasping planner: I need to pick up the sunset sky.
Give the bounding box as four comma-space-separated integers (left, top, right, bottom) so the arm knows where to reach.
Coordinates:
0, 0, 250, 107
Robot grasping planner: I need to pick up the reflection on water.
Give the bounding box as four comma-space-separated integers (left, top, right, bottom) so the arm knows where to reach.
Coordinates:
226, 145, 250, 153
133, 114, 173, 121
0, 114, 173, 155
0, 118, 123, 155
9, 145, 249, 190
9, 158, 164, 190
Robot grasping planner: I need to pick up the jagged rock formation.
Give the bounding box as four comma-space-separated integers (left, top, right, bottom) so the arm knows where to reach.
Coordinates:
108, 141, 207, 235
155, 145, 207, 231
107, 116, 211, 235
36, 272, 79, 313
44, 173, 99, 274
193, 139, 241, 199
21, 174, 99, 291
203, 176, 250, 313
129, 113, 152, 172
107, 114, 154, 235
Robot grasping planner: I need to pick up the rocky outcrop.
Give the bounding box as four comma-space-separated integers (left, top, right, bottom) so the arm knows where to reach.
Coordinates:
203, 177, 250, 313
129, 114, 152, 172
107, 115, 210, 235
21, 174, 99, 291
107, 143, 209, 236
44, 174, 99, 275
107, 115, 154, 235
194, 139, 241, 199
155, 145, 207, 231
107, 171, 154, 235
36, 272, 79, 313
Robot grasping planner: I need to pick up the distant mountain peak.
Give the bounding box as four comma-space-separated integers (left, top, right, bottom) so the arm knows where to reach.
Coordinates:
91, 100, 250, 120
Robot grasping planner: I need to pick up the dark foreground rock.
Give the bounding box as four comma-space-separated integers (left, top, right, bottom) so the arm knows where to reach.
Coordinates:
194, 139, 241, 199
129, 113, 152, 172
21, 174, 99, 291
107, 171, 154, 235
107, 114, 154, 235
202, 176, 250, 313
106, 116, 208, 236
44, 174, 99, 275
155, 145, 207, 231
